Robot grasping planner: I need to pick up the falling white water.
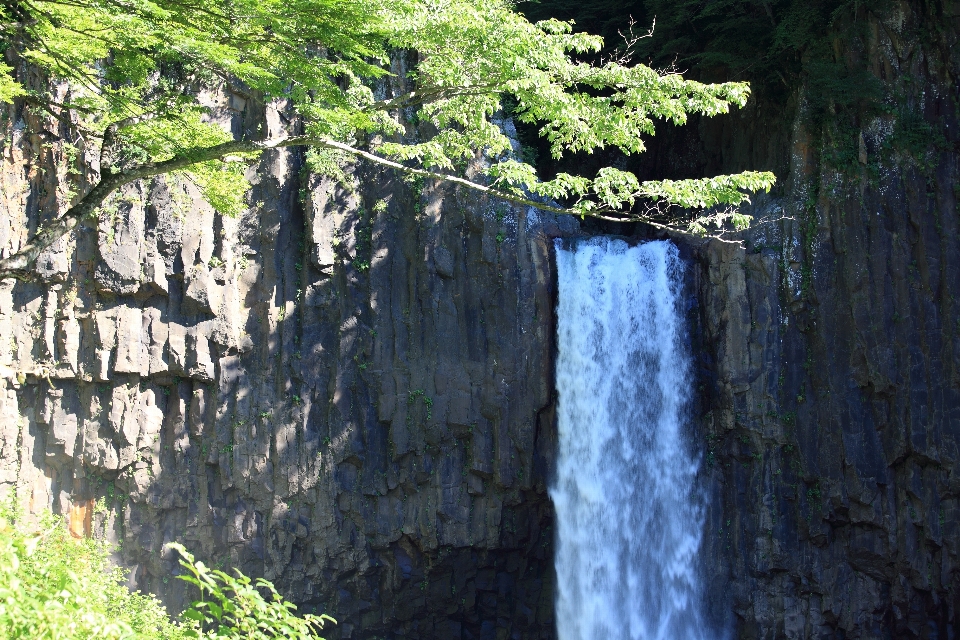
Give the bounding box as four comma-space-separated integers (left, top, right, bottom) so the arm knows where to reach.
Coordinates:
552, 238, 709, 640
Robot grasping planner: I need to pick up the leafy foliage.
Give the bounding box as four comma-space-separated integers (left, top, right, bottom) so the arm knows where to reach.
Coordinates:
173, 543, 334, 639
0, 505, 331, 639
0, 62, 26, 103
0, 0, 775, 274
375, 1, 773, 215
0, 503, 183, 639
1, 0, 391, 216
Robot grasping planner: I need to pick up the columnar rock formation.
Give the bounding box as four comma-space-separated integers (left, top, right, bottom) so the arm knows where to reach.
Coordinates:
682, 4, 960, 636
0, 82, 572, 637
0, 2, 958, 638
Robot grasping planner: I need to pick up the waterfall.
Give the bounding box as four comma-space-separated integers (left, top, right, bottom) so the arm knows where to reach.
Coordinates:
551, 238, 710, 640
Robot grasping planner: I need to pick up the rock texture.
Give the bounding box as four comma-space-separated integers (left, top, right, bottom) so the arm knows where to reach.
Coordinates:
671, 3, 960, 637
0, 75, 576, 638
1, 2, 959, 638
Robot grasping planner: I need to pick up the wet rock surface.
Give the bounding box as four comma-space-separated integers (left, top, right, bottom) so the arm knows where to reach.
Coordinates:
673, 4, 960, 637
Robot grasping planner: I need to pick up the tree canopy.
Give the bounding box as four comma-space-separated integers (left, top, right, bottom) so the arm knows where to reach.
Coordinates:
0, 0, 776, 277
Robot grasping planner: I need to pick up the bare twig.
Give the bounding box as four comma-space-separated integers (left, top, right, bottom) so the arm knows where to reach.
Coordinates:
600, 16, 656, 66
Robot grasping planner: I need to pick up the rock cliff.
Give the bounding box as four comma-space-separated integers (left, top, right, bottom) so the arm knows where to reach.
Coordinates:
1, 1, 959, 638
677, 3, 960, 637
0, 77, 575, 637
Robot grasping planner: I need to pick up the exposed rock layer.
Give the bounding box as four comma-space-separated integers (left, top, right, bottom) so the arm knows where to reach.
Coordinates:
661, 3, 960, 637
0, 79, 574, 638
0, 1, 958, 638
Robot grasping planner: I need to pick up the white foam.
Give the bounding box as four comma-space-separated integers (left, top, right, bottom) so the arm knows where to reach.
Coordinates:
552, 238, 712, 640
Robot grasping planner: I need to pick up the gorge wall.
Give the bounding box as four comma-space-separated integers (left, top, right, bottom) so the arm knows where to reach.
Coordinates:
1, 0, 959, 638
0, 69, 576, 637
677, 2, 960, 637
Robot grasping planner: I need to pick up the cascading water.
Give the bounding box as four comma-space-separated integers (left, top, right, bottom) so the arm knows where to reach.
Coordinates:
551, 238, 710, 640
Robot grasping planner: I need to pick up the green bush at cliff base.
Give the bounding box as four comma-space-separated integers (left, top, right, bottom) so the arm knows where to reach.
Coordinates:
0, 503, 181, 639
0, 504, 332, 639
173, 542, 335, 639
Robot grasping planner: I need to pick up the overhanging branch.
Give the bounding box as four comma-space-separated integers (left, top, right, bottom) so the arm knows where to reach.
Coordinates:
0, 133, 713, 280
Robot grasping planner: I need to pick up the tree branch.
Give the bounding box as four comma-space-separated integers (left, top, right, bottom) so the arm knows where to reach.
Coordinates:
0, 134, 705, 280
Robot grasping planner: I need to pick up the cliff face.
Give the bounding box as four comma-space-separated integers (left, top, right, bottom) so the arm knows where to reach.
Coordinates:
1, 1, 959, 639
683, 2, 960, 637
0, 76, 575, 637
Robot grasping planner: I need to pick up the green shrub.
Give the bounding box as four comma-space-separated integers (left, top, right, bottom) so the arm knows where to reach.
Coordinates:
0, 503, 181, 639
0, 504, 334, 639
174, 543, 334, 639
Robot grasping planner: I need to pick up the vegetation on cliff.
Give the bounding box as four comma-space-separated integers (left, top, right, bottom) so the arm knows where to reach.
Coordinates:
519, 0, 950, 177
0, 0, 774, 279
0, 505, 333, 638
517, 0, 889, 93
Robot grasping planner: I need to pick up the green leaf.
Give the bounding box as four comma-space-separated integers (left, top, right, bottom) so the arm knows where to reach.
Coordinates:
0, 0, 778, 273
0, 64, 25, 103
